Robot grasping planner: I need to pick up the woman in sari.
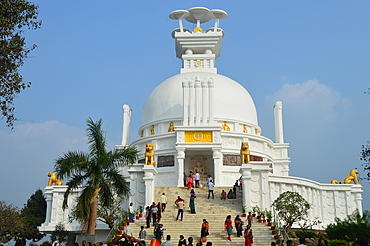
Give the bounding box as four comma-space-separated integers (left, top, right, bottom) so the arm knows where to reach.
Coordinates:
200, 219, 209, 242
186, 171, 194, 189
189, 194, 196, 214
234, 215, 243, 237
224, 215, 233, 241
244, 225, 253, 246
157, 202, 162, 220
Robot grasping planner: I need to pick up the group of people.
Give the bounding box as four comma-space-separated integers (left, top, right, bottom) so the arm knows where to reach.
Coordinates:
184, 172, 214, 189
224, 213, 253, 246
145, 193, 169, 229
148, 235, 214, 246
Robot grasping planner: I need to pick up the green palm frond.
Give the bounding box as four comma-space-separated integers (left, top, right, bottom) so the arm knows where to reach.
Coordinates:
86, 117, 106, 157
53, 117, 138, 235
55, 151, 90, 179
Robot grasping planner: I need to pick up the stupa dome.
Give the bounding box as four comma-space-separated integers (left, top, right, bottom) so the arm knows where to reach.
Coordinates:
142, 72, 258, 126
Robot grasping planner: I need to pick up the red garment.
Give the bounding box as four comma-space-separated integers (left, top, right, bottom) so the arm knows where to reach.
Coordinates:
224, 219, 232, 232
186, 177, 193, 188
150, 238, 161, 246
244, 229, 253, 246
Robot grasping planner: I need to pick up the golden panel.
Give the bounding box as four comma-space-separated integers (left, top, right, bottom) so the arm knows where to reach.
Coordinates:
185, 131, 213, 143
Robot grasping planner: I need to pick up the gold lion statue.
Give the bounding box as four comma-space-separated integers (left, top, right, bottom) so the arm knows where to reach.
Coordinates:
145, 143, 156, 166
330, 180, 338, 184
240, 142, 250, 164
48, 172, 63, 186
343, 169, 359, 184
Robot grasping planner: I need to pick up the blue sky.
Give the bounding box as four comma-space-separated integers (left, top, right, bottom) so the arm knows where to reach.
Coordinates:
1, 1, 370, 213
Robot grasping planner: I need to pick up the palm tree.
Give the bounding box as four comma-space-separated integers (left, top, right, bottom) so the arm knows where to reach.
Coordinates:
54, 117, 138, 235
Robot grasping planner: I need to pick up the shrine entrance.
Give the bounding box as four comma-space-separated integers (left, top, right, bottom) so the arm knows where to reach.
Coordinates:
184, 149, 214, 186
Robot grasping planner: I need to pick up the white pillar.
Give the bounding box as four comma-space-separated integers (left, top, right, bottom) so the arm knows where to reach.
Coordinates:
43, 186, 53, 225
189, 79, 195, 126
182, 79, 189, 126
274, 101, 284, 143
121, 104, 132, 146
201, 78, 208, 125
239, 164, 252, 210
208, 78, 214, 125
212, 148, 222, 186
195, 77, 201, 126
260, 170, 270, 210
176, 147, 185, 187
143, 165, 158, 206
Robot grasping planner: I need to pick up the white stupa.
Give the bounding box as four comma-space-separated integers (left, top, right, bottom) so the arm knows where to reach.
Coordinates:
40, 7, 363, 242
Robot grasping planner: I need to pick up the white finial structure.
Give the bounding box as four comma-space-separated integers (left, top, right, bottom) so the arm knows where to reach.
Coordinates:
274, 101, 284, 143
170, 7, 228, 74
169, 10, 189, 32
210, 9, 228, 32
121, 104, 132, 146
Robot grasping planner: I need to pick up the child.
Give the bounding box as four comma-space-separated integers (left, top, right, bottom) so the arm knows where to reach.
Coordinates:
139, 226, 146, 246
221, 190, 227, 200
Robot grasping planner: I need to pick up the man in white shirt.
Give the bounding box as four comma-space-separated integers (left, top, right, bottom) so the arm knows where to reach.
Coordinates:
161, 235, 174, 246
123, 222, 133, 237
195, 172, 200, 188
207, 175, 213, 184
129, 202, 135, 222
160, 193, 167, 212
208, 181, 214, 199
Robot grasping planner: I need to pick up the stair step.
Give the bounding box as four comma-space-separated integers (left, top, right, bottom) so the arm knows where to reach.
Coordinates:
127, 187, 277, 246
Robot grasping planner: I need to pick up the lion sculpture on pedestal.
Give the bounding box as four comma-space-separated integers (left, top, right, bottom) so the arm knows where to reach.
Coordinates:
343, 169, 359, 184
47, 172, 63, 186
240, 142, 250, 164
145, 143, 156, 167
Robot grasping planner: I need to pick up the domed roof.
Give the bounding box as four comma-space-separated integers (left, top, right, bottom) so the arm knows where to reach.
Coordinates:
142, 72, 258, 126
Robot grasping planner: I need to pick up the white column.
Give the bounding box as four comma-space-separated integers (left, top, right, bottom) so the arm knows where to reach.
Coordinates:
121, 104, 132, 146
189, 79, 195, 126
182, 79, 189, 126
239, 164, 252, 210
208, 78, 214, 125
201, 78, 208, 125
355, 191, 363, 215
43, 186, 53, 225
260, 170, 270, 210
274, 101, 284, 143
212, 148, 222, 186
176, 147, 185, 187
143, 165, 158, 207
195, 77, 201, 126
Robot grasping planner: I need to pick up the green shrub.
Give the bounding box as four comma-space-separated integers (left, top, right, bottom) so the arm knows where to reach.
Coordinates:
328, 240, 349, 246
295, 229, 317, 239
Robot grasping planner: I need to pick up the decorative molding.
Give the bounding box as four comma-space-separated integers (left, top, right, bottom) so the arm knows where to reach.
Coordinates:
185, 131, 212, 142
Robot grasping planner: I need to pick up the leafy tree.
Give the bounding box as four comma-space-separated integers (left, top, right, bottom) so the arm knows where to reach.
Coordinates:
96, 195, 126, 229
0, 201, 20, 243
0, 0, 42, 128
360, 142, 370, 180
50, 223, 68, 245
328, 240, 349, 246
19, 189, 47, 240
54, 118, 138, 235
325, 210, 370, 244
272, 191, 310, 230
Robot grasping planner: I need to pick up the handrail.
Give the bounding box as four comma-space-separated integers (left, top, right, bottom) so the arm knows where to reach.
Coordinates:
272, 206, 289, 245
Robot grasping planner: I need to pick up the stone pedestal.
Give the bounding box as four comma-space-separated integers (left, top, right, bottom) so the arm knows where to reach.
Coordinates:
239, 164, 252, 209
143, 165, 158, 206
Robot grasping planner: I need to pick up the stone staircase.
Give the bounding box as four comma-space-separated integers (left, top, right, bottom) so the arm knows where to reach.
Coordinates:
130, 187, 276, 246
